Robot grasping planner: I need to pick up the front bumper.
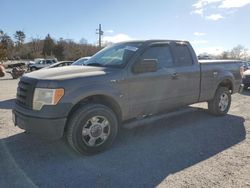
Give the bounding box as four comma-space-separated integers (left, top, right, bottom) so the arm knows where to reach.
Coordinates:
13, 110, 66, 140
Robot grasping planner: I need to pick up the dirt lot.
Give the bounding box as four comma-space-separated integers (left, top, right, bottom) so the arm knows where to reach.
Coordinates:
0, 73, 250, 188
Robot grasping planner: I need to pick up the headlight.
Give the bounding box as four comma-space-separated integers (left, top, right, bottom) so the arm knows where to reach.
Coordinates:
33, 88, 64, 110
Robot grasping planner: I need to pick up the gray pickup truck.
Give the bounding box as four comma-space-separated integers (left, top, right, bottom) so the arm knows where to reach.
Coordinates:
13, 40, 242, 155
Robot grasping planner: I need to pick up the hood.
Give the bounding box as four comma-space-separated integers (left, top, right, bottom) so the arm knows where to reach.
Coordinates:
28, 61, 35, 64
24, 66, 113, 80
243, 69, 250, 76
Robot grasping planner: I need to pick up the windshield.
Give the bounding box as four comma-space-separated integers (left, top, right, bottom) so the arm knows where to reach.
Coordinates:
50, 62, 64, 67
34, 59, 43, 63
84, 43, 142, 68
72, 58, 90, 66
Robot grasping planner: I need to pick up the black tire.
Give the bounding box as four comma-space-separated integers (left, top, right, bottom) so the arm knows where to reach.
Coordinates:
12, 75, 18, 79
30, 67, 36, 72
12, 74, 18, 79
66, 103, 119, 155
208, 87, 231, 116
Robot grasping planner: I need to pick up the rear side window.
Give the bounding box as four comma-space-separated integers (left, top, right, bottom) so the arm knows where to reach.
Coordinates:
46, 60, 52, 64
174, 44, 193, 66
140, 45, 174, 68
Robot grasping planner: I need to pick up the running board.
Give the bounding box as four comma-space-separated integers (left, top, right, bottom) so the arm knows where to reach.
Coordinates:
123, 106, 201, 129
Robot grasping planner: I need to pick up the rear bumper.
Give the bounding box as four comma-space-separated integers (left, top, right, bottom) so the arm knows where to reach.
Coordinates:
242, 74, 250, 85
13, 110, 66, 140
242, 78, 250, 86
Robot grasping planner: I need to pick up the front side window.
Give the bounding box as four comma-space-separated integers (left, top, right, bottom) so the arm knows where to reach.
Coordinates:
140, 45, 174, 69
85, 43, 142, 68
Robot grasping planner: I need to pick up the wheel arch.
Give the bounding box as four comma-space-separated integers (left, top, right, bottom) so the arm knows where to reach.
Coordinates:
66, 94, 122, 127
217, 78, 234, 93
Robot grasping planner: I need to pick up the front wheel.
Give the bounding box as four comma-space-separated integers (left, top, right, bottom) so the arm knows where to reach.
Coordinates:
30, 67, 36, 72
66, 104, 119, 155
208, 87, 231, 116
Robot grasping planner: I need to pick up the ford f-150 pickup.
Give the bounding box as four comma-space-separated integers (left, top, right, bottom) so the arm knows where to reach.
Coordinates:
13, 40, 242, 154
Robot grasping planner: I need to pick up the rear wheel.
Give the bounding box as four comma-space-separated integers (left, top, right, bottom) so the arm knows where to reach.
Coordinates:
66, 104, 119, 155
208, 87, 231, 116
12, 74, 18, 79
30, 67, 36, 72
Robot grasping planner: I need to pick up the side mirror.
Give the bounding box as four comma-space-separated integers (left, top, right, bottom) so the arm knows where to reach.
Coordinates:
132, 59, 158, 74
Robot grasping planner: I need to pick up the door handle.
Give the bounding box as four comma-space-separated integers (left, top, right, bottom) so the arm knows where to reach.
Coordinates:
110, 79, 119, 83
213, 71, 218, 77
110, 79, 124, 83
171, 72, 179, 79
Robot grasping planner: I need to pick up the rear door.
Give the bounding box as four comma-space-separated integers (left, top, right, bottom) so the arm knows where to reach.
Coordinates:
170, 43, 200, 106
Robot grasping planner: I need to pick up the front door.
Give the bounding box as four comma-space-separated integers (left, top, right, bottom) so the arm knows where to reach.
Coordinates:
127, 43, 178, 118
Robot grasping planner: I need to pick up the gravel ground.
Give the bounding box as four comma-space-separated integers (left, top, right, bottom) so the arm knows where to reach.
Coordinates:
0, 73, 250, 188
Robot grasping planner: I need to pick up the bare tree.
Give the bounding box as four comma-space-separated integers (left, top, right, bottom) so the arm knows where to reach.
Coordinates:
219, 51, 230, 59
0, 30, 102, 61
53, 39, 65, 60
79, 38, 88, 44
30, 38, 43, 57
42, 34, 55, 57
230, 45, 248, 60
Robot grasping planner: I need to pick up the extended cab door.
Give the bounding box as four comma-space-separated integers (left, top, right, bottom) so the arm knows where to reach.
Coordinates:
127, 43, 178, 117
170, 42, 200, 106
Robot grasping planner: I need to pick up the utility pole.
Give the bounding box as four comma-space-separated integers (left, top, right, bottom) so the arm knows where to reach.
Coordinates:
96, 24, 104, 48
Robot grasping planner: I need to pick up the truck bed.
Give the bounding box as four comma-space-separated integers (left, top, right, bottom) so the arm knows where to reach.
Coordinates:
199, 60, 242, 102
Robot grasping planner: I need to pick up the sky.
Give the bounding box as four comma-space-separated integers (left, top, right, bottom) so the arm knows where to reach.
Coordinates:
1, 0, 250, 55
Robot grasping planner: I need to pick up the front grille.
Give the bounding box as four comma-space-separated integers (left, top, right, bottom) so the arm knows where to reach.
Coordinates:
16, 77, 37, 109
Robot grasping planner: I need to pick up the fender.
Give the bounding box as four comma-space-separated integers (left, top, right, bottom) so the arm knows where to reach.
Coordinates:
212, 70, 235, 97
63, 82, 129, 120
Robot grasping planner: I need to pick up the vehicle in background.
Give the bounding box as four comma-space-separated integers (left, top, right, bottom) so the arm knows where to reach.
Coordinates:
28, 59, 57, 71
71, 57, 91, 66
198, 54, 214, 60
13, 40, 242, 155
242, 61, 250, 71
7, 62, 26, 68
6, 67, 26, 79
242, 70, 250, 90
27, 58, 43, 67
42, 61, 74, 69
